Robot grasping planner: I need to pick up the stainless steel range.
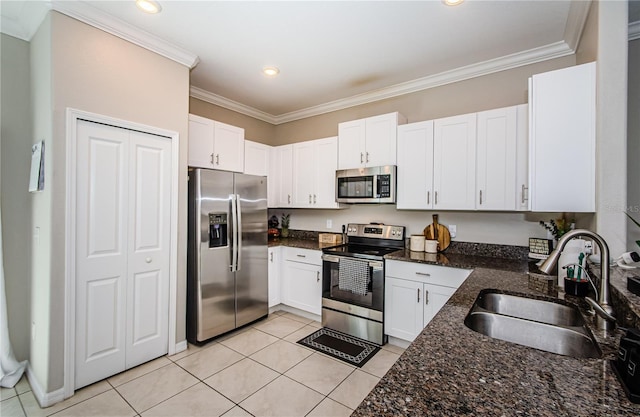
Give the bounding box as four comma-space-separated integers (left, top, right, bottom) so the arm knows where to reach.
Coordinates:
321, 223, 405, 345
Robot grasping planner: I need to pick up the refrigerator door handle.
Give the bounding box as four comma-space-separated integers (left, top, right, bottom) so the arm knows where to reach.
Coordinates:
230, 194, 238, 272
236, 194, 242, 271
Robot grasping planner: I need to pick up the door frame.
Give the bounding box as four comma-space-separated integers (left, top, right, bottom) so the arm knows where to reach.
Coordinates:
64, 108, 180, 399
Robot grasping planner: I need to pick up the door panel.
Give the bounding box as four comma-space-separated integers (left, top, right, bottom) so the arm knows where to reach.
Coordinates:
397, 121, 433, 209
292, 142, 315, 207
197, 169, 235, 340
235, 173, 268, 327
85, 277, 120, 361
433, 113, 477, 210
131, 270, 161, 344
384, 277, 422, 342
126, 131, 171, 368
76, 120, 172, 389
76, 121, 128, 389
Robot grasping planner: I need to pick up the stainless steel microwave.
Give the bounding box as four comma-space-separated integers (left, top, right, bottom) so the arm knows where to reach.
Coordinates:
335, 165, 396, 204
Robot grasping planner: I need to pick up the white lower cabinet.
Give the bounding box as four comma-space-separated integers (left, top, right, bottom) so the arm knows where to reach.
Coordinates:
385, 260, 471, 342
268, 247, 281, 308
281, 247, 322, 315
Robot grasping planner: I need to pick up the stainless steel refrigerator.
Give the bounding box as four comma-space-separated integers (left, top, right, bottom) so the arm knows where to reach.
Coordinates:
187, 168, 268, 343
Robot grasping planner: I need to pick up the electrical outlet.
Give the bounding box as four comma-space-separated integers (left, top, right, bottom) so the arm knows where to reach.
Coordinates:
449, 225, 457, 238
326, 219, 332, 229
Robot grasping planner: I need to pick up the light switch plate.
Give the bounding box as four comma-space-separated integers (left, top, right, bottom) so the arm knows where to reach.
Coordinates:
326, 219, 332, 229
449, 225, 457, 238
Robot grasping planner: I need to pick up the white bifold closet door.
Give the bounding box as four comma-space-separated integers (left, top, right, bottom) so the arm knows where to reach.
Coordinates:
75, 120, 171, 389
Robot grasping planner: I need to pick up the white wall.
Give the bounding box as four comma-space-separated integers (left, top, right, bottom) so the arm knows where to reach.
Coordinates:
274, 206, 562, 247
629, 39, 640, 250
29, 13, 54, 390
0, 33, 32, 362
595, 1, 628, 256
24, 11, 190, 394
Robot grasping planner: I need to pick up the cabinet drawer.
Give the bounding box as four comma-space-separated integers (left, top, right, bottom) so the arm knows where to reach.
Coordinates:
283, 247, 322, 265
386, 260, 471, 288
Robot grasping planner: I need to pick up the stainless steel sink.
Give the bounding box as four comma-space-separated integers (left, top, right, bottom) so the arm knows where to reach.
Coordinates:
464, 290, 600, 359
473, 292, 585, 327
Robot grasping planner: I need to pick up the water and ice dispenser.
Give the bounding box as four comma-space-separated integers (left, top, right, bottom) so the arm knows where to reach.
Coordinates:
208, 213, 228, 248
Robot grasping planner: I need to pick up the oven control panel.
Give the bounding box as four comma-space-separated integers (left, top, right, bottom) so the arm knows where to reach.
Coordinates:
346, 223, 405, 240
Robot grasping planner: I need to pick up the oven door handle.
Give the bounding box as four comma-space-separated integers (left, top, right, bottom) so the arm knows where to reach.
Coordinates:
321, 254, 383, 270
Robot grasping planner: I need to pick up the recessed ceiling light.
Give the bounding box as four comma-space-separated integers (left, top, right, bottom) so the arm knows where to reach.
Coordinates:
262, 67, 280, 77
136, 0, 162, 14
443, 0, 464, 5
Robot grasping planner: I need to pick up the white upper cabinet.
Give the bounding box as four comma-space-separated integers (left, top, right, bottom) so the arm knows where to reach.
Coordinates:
292, 137, 341, 209
397, 121, 434, 209
476, 106, 519, 210
398, 105, 528, 212
338, 112, 407, 169
433, 113, 477, 210
188, 114, 245, 172
276, 145, 293, 207
267, 146, 279, 208
244, 140, 269, 176
529, 62, 596, 212
515, 105, 530, 211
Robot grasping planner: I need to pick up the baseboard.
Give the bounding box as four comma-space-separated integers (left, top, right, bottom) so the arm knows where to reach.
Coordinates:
276, 305, 321, 323
387, 336, 412, 349
173, 340, 187, 354
26, 365, 65, 408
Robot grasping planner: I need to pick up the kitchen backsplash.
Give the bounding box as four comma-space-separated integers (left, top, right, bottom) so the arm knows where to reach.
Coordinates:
268, 206, 587, 247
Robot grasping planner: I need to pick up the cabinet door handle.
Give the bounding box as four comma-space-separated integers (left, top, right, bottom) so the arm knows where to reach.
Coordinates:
415, 272, 431, 277
427, 191, 430, 205
521, 184, 528, 204
288, 194, 291, 204
296, 254, 306, 258
317, 271, 320, 282
360, 152, 364, 163
215, 154, 220, 165
479, 190, 483, 205
366, 152, 369, 163
210, 153, 214, 164
417, 288, 420, 303
425, 290, 429, 305
309, 194, 312, 204
313, 194, 317, 204
270, 252, 273, 262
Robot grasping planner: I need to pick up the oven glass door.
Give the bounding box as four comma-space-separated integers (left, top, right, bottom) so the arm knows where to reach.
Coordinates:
336, 175, 374, 200
322, 255, 384, 311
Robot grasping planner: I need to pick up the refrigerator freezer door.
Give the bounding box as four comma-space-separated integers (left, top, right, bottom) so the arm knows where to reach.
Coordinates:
188, 169, 236, 341
234, 173, 269, 327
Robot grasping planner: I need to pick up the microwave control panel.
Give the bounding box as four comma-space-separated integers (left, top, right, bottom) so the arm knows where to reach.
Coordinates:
376, 174, 391, 198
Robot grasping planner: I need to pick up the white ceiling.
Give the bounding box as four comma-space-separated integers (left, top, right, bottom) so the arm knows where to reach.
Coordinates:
2, 1, 635, 124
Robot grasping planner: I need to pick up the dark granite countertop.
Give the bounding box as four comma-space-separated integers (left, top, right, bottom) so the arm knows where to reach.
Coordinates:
352, 266, 640, 416
269, 237, 640, 414
268, 237, 330, 251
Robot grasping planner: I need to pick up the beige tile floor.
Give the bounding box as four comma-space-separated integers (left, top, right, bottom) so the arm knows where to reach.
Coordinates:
2, 311, 405, 417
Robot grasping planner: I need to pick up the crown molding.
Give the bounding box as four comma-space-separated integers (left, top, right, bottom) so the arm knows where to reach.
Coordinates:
192, 40, 574, 125
630, 21, 640, 41
51, 1, 199, 68
564, 0, 592, 51
0, 0, 51, 41
190, 87, 277, 124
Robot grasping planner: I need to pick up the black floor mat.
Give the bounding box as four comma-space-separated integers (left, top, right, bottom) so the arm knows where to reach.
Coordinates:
297, 327, 380, 367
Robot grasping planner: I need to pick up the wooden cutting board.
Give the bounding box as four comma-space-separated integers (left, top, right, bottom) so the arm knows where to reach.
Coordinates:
423, 214, 451, 252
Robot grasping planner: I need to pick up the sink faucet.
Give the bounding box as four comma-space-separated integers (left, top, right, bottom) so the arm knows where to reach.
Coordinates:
538, 229, 615, 330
